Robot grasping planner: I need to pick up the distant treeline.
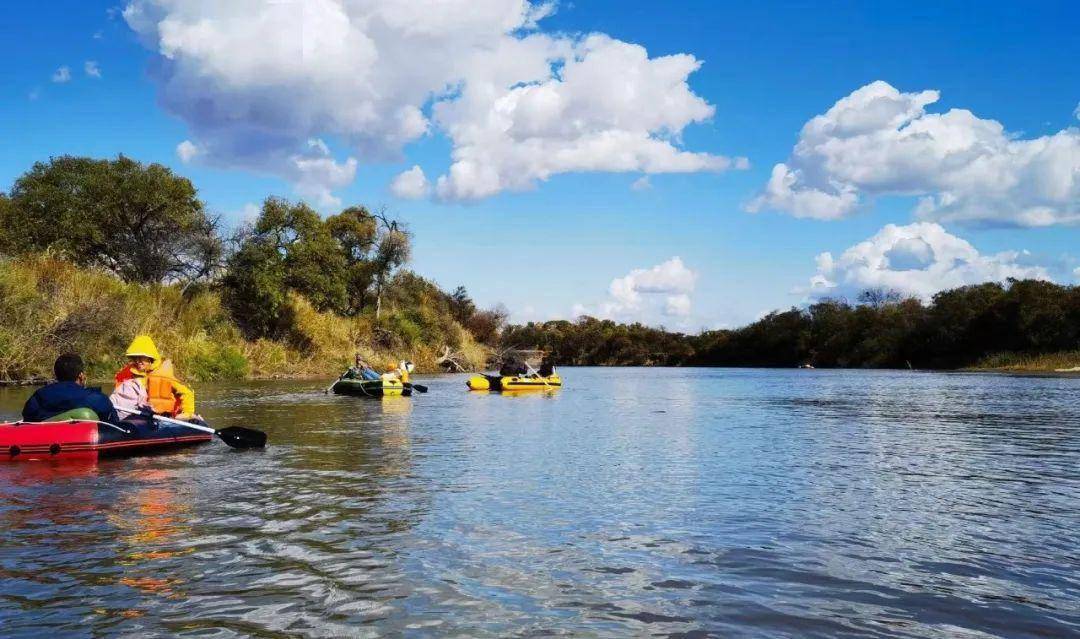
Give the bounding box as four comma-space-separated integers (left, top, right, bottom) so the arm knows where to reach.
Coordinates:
503, 281, 1080, 369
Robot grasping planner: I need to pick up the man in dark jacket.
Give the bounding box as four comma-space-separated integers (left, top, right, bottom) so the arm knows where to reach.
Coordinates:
22, 353, 119, 423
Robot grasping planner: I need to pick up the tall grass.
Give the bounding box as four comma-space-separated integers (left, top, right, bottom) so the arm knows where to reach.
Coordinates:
0, 255, 488, 382
971, 351, 1080, 372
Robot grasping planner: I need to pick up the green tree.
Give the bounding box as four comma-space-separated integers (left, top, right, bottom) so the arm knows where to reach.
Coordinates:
448, 286, 477, 324
371, 214, 411, 319
220, 234, 291, 339
4, 155, 222, 285
221, 198, 348, 338
326, 206, 378, 314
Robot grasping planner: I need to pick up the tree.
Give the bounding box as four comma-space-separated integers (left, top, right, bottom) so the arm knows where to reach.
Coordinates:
4, 155, 222, 285
220, 231, 291, 339
220, 198, 348, 338
326, 206, 379, 314
0, 193, 13, 255
466, 304, 508, 345
857, 288, 902, 308
448, 286, 477, 324
370, 211, 411, 319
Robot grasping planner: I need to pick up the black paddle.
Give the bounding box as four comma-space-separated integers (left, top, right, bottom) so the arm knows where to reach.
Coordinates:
151, 414, 267, 449
405, 382, 428, 393
325, 373, 345, 394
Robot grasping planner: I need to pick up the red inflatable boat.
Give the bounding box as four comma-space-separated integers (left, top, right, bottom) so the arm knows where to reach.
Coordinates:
0, 418, 212, 462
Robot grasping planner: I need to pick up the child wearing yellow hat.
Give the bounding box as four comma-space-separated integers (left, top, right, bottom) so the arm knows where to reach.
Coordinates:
111, 335, 197, 420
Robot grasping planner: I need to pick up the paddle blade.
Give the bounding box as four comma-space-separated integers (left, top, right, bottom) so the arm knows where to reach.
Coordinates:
215, 426, 267, 449
409, 383, 428, 393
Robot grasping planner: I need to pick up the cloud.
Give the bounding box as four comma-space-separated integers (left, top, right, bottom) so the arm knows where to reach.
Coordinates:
749, 81, 1080, 227
51, 66, 71, 83
432, 34, 744, 200
176, 140, 200, 163
802, 222, 1051, 301
84, 61, 102, 78
236, 202, 261, 224
122, 1, 739, 206
630, 176, 652, 191
289, 140, 358, 209
575, 257, 698, 324
664, 294, 692, 317
389, 165, 430, 199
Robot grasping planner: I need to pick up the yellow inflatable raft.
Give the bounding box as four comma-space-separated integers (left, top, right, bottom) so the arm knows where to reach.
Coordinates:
467, 374, 562, 391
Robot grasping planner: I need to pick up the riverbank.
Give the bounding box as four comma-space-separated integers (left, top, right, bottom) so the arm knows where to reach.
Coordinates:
967, 351, 1080, 373
0, 255, 489, 383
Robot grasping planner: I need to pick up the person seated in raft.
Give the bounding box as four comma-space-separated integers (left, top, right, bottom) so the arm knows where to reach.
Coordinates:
343, 354, 381, 381
499, 359, 527, 377
382, 360, 414, 383
111, 335, 198, 420
538, 353, 555, 377
22, 353, 119, 423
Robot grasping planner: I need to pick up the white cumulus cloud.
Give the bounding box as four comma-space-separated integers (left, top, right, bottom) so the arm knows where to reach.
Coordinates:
176, 140, 200, 163
84, 60, 102, 78
575, 257, 698, 324
290, 153, 358, 210
51, 66, 71, 83
664, 294, 692, 317
802, 222, 1051, 301
122, 0, 739, 206
749, 80, 1080, 227
389, 165, 430, 199
433, 34, 743, 200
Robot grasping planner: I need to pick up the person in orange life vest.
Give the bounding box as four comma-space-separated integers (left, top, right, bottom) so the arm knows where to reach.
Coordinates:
112, 335, 197, 420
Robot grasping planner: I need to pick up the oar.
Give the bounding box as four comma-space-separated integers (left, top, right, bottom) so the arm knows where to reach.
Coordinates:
405, 382, 428, 393
151, 414, 267, 449
325, 373, 344, 394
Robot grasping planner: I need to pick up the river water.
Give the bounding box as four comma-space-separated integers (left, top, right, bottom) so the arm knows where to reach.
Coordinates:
0, 368, 1077, 638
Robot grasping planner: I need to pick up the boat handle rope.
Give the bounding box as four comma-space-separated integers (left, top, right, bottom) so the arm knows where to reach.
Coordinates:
90, 420, 133, 434
6, 419, 132, 435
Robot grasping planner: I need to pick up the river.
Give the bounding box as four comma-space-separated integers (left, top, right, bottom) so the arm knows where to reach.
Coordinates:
1, 368, 1077, 638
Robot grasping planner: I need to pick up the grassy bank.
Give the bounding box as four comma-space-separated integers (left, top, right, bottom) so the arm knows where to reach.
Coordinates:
0, 255, 488, 382
968, 351, 1080, 372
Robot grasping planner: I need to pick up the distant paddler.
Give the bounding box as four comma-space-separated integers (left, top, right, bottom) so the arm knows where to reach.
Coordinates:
383, 360, 415, 384
384, 360, 427, 392
467, 349, 561, 391
328, 356, 426, 396
346, 354, 382, 381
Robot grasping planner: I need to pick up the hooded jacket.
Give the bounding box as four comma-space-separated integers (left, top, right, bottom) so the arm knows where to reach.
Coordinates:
23, 381, 119, 423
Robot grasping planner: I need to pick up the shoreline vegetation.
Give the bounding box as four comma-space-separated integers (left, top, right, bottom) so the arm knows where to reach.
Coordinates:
502, 282, 1080, 374
2, 155, 1079, 383
0, 156, 498, 383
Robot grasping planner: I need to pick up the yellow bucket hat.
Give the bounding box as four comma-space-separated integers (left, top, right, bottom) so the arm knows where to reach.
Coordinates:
125, 335, 161, 362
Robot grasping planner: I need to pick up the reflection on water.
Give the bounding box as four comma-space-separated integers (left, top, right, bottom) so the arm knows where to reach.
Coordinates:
1, 369, 1078, 637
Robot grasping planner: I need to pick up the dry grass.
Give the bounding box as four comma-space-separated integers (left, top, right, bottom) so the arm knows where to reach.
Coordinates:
0, 255, 487, 382
970, 351, 1080, 372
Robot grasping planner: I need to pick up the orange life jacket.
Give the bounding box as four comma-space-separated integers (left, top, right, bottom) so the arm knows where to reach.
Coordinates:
115, 362, 184, 416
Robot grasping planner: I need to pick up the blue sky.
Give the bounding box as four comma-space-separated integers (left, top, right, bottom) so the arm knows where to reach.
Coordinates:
4, 1, 1079, 330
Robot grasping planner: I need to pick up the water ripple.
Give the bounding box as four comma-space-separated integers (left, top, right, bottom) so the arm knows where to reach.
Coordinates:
1, 369, 1078, 637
